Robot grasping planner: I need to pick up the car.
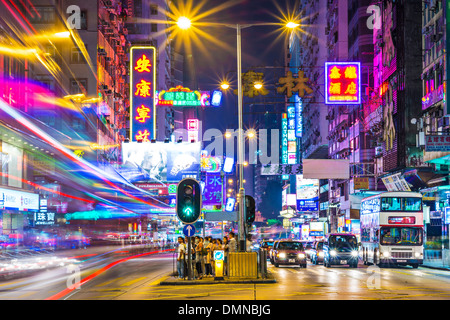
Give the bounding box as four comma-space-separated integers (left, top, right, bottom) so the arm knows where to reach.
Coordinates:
310, 240, 325, 265
300, 240, 314, 260
323, 233, 359, 268
269, 240, 279, 264
271, 240, 307, 268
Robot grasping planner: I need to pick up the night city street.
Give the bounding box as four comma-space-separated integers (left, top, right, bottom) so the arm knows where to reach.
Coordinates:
0, 0, 449, 312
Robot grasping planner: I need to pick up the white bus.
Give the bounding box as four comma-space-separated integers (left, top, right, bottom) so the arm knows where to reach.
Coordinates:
360, 191, 423, 268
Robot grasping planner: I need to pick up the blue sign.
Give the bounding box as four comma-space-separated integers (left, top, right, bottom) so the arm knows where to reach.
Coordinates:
214, 250, 224, 261
297, 199, 319, 212
183, 224, 196, 237
445, 207, 450, 225
202, 174, 224, 206
211, 90, 223, 106
225, 197, 236, 212
295, 96, 302, 138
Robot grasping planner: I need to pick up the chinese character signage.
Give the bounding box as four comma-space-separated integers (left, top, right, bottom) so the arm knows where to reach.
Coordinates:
34, 212, 55, 226
325, 62, 361, 105
202, 174, 224, 206
260, 164, 302, 176
156, 86, 211, 107
130, 46, 156, 141
281, 113, 288, 179
425, 135, 450, 152
295, 95, 302, 138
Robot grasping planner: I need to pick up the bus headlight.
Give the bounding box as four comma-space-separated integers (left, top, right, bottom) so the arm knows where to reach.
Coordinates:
415, 252, 421, 258
330, 250, 337, 257
318, 252, 324, 257
382, 251, 390, 258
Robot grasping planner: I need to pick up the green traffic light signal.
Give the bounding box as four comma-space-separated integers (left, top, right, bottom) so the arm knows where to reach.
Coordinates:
176, 178, 202, 224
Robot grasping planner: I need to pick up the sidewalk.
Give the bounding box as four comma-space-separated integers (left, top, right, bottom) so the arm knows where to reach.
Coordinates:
422, 260, 450, 271
159, 272, 276, 285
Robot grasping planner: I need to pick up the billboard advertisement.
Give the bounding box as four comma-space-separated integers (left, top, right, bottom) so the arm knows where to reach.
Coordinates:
156, 86, 211, 107
122, 142, 201, 182
302, 159, 350, 179
296, 174, 319, 212
130, 46, 156, 141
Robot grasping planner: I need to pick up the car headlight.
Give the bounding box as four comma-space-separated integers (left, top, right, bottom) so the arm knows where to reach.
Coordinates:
298, 253, 305, 259
330, 250, 337, 257
278, 252, 286, 259
351, 251, 358, 257
318, 252, 324, 257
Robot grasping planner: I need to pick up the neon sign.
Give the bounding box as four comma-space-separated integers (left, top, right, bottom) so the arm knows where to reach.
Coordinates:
325, 62, 361, 105
130, 46, 156, 141
156, 86, 210, 107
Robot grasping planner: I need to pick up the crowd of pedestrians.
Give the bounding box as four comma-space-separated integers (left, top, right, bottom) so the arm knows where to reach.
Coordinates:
176, 232, 240, 279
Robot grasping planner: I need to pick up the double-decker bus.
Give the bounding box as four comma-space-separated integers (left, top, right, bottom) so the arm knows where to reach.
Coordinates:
360, 192, 423, 268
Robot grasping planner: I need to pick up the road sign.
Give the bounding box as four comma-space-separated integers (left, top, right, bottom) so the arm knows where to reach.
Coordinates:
183, 224, 196, 237
214, 250, 224, 261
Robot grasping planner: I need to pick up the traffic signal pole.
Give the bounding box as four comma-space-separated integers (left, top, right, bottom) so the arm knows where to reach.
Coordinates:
236, 23, 246, 252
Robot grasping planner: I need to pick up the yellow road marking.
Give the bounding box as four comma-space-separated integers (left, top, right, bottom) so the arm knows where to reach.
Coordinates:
120, 277, 147, 287
95, 277, 123, 287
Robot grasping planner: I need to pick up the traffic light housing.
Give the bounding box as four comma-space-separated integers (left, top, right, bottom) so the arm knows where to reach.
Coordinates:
176, 178, 202, 224
245, 195, 255, 225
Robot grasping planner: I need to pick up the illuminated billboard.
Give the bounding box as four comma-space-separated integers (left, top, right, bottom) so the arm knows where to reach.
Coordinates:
156, 86, 211, 107
296, 174, 319, 212
325, 62, 361, 105
122, 142, 201, 182
130, 46, 156, 141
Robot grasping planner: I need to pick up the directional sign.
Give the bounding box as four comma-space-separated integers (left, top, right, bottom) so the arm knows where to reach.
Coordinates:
183, 224, 196, 237
214, 250, 224, 261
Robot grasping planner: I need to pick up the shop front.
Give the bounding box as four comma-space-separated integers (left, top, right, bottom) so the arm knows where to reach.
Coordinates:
421, 185, 450, 268
0, 187, 39, 248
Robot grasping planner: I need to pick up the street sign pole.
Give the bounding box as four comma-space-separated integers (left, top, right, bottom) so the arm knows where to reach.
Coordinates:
187, 235, 192, 280
182, 223, 196, 280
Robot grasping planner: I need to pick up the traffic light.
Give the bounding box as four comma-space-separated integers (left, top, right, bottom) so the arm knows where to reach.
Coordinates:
245, 195, 255, 225
176, 178, 202, 224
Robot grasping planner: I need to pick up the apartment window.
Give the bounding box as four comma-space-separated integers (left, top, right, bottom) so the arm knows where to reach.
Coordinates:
70, 78, 87, 94
28, 6, 55, 24
80, 10, 88, 30
71, 47, 85, 64
151, 23, 158, 32
150, 5, 158, 15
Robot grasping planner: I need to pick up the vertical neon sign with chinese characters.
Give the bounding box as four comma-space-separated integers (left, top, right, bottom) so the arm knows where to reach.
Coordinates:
130, 47, 156, 141
281, 113, 289, 180
325, 62, 361, 105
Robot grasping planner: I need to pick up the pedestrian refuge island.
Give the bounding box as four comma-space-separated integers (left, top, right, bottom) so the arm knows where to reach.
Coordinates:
228, 251, 268, 279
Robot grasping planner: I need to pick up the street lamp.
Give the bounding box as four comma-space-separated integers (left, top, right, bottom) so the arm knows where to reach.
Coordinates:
175, 16, 300, 251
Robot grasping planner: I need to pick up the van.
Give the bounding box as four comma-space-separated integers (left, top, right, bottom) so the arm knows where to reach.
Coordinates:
323, 233, 359, 268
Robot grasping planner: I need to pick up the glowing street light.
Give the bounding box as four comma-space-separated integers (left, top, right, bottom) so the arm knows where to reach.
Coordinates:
177, 16, 192, 30
253, 82, 263, 90
220, 82, 230, 90
286, 21, 300, 29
